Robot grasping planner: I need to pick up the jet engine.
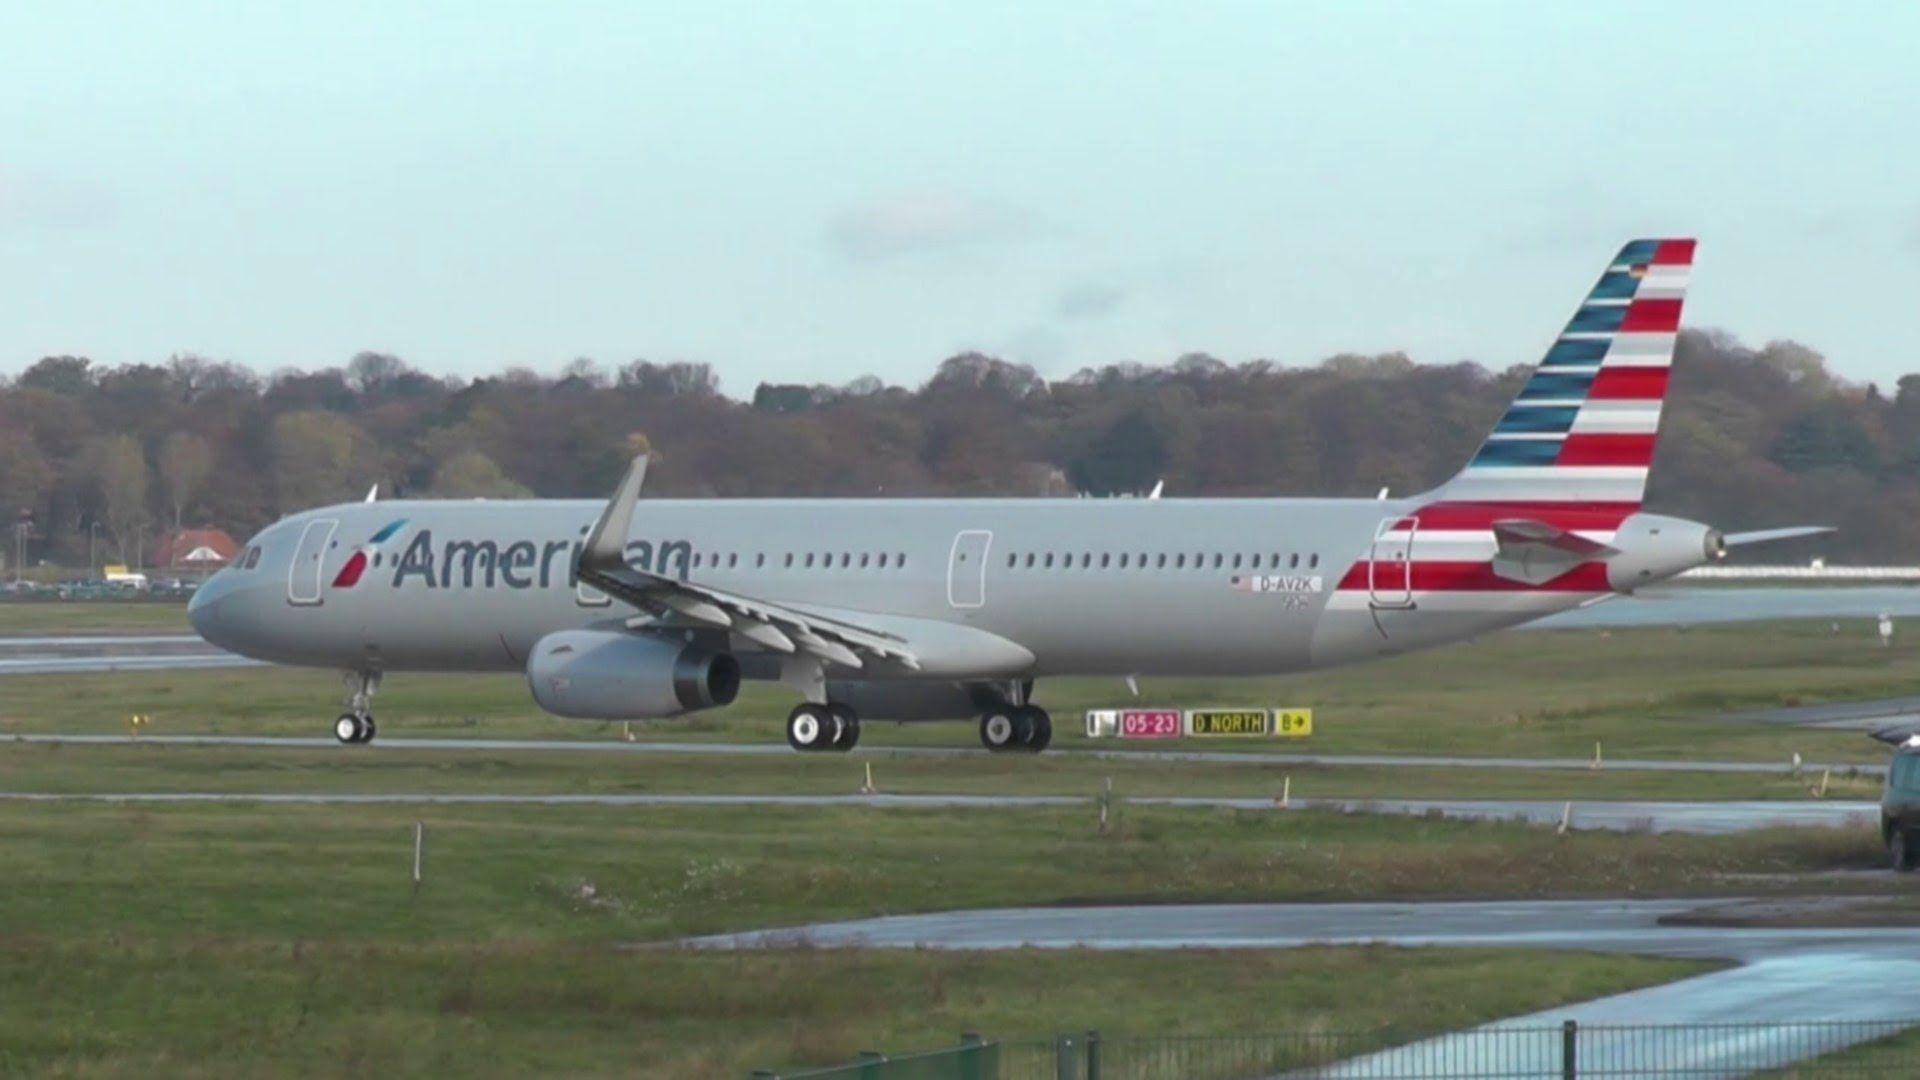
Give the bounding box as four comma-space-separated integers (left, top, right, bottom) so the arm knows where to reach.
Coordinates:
1605, 512, 1725, 592
527, 629, 740, 719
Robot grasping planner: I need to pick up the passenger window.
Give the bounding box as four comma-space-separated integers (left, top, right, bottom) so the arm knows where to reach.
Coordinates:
1309, 554, 1319, 569
1212, 553, 1223, 568
756, 553, 765, 568
1156, 554, 1167, 568
1119, 553, 1129, 568
805, 553, 815, 568
1100, 553, 1110, 569
1290, 554, 1300, 569
1025, 553, 1035, 568
896, 553, 906, 567
1232, 554, 1242, 569
1080, 553, 1091, 568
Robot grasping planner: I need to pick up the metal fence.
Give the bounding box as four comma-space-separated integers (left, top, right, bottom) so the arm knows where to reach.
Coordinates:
754, 1021, 1920, 1079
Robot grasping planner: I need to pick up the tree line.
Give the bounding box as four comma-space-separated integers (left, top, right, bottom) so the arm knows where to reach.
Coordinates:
2, 330, 1916, 570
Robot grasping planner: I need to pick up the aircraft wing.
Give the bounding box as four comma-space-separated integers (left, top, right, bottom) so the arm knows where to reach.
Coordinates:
576, 455, 920, 672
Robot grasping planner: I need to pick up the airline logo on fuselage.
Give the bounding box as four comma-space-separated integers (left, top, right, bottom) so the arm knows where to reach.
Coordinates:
364, 527, 693, 590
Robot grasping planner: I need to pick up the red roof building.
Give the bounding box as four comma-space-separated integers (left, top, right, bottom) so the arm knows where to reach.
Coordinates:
155, 528, 240, 571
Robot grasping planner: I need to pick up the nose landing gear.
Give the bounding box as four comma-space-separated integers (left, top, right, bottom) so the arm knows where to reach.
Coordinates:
335, 670, 380, 745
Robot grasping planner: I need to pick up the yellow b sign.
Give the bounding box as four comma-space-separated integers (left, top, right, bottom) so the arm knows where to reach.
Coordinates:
1275, 708, 1313, 737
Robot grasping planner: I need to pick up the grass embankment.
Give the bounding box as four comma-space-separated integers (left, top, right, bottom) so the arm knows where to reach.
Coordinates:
3, 620, 1912, 764
0, 600, 190, 635
0, 741, 1887, 802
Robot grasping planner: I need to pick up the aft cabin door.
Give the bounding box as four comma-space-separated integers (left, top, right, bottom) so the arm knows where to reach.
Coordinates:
287, 519, 337, 606
1367, 516, 1417, 609
947, 530, 991, 609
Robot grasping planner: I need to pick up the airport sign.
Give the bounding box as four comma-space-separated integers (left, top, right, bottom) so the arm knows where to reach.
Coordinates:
1275, 708, 1313, 737
1118, 708, 1181, 739
1186, 708, 1269, 736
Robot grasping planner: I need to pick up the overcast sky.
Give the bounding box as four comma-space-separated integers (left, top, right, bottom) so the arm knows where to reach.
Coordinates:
2, 2, 1916, 389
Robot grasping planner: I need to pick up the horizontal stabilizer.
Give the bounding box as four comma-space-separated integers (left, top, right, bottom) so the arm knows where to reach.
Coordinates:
1722, 526, 1835, 548
1489, 518, 1620, 586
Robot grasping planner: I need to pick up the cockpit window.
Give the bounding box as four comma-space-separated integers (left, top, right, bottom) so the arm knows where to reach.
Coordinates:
242, 546, 262, 570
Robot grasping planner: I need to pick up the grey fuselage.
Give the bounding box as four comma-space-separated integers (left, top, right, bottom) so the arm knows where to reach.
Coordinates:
188, 492, 1627, 685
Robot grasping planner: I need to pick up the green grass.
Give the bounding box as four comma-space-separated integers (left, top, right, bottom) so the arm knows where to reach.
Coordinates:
0, 803, 1883, 944
0, 600, 191, 635
1, 620, 1912, 764
0, 796, 1864, 1076
0, 741, 1887, 802
0, 942, 1709, 1079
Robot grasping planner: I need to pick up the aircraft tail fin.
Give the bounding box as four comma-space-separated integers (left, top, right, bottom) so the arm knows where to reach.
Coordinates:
1437, 238, 1695, 508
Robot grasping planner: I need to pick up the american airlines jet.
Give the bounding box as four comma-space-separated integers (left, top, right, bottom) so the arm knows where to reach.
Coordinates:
188, 239, 1822, 752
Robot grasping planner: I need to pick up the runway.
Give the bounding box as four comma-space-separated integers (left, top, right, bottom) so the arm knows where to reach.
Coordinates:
0, 633, 255, 675
0, 787, 1876, 835
688, 898, 1920, 1074
5, 731, 1887, 776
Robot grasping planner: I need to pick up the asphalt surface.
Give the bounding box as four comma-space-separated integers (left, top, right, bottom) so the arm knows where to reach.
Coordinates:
0, 785, 1877, 835
0, 633, 255, 675
2, 732, 1886, 776
689, 898, 1920, 1074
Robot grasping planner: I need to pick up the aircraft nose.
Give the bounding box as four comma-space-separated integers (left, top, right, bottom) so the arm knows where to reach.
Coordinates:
187, 574, 233, 647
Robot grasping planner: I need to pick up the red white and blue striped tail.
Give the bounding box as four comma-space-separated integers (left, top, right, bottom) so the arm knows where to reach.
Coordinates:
1436, 238, 1694, 508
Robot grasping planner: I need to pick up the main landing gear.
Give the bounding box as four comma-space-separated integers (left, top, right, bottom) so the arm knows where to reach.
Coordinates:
335, 670, 380, 746
787, 702, 861, 753
979, 704, 1051, 753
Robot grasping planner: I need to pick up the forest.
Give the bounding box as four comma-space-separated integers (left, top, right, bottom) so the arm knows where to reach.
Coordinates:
2, 329, 1915, 568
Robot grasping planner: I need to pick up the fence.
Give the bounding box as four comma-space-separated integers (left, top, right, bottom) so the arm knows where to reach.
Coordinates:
753, 1021, 1920, 1079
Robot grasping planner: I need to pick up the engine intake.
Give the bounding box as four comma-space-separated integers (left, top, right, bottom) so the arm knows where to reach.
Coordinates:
527, 629, 740, 719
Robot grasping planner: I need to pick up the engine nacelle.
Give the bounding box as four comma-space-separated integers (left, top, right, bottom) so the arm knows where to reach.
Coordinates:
1606, 512, 1725, 593
527, 629, 740, 719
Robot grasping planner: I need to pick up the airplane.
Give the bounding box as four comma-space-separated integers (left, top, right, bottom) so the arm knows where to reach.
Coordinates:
188, 238, 1828, 753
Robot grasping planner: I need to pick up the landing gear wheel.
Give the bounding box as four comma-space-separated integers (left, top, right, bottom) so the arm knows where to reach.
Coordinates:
828, 704, 861, 752
334, 713, 374, 745
787, 704, 835, 753
980, 709, 1024, 752
1018, 706, 1052, 752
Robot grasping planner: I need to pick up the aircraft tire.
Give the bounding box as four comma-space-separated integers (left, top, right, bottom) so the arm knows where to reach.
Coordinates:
1893, 826, 1916, 873
979, 709, 1021, 752
828, 704, 860, 752
334, 714, 360, 745
787, 704, 834, 753
1020, 706, 1052, 752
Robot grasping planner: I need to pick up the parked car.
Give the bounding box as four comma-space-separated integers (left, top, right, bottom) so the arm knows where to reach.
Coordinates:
1877, 729, 1920, 870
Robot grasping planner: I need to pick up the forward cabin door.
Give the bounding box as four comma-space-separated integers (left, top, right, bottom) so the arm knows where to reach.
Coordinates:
287, 519, 338, 606
1367, 516, 1417, 610
947, 530, 991, 609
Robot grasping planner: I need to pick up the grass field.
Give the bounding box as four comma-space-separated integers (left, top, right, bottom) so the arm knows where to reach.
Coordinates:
0, 941, 1709, 1078
3, 620, 1913, 765
0, 796, 1852, 1077
0, 600, 190, 634
2, 612, 1913, 1074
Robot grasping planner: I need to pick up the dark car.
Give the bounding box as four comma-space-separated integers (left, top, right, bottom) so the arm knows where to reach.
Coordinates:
1879, 732, 1920, 870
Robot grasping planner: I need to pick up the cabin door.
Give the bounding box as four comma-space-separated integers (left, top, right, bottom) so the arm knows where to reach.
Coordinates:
947, 530, 991, 609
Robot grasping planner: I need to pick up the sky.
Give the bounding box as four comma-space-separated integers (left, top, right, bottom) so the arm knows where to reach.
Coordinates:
2, 2, 1917, 390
